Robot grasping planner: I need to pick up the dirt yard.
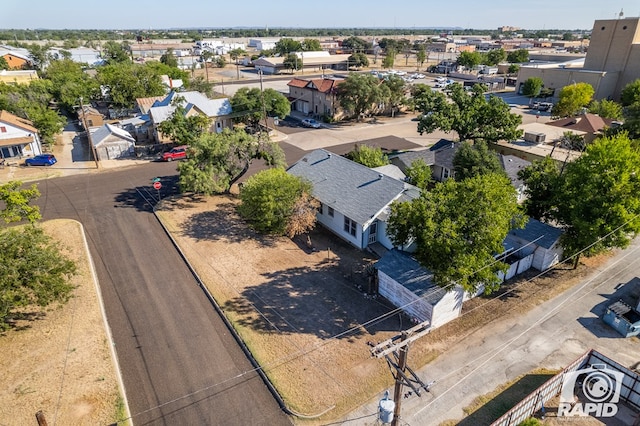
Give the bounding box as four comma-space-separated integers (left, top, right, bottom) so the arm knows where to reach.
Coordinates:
157, 194, 612, 424
0, 220, 121, 426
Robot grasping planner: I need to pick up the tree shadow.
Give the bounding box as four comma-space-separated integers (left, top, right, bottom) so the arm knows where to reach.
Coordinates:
113, 175, 180, 212
1, 310, 47, 334
222, 259, 401, 340
179, 201, 279, 248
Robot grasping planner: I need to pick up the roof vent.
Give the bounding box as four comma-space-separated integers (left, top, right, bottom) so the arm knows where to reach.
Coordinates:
378, 173, 384, 179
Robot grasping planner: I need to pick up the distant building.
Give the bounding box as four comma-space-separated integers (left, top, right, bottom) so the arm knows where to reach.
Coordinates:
0, 69, 39, 85
515, 17, 640, 100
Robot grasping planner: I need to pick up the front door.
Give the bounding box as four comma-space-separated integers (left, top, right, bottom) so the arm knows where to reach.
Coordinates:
368, 221, 378, 244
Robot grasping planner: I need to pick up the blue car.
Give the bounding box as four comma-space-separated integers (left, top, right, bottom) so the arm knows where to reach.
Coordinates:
25, 154, 57, 166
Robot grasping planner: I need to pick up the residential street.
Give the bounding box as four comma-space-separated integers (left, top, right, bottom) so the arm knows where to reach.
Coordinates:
341, 239, 640, 425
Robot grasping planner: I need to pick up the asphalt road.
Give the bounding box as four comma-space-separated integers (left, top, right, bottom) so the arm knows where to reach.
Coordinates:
37, 163, 291, 426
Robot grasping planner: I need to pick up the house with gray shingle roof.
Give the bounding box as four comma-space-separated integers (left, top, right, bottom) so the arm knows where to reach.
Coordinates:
139, 91, 233, 143
287, 149, 419, 251
390, 140, 458, 182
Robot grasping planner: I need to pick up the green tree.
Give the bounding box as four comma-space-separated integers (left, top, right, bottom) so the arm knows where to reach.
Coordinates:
457, 51, 482, 71
382, 74, 406, 117
0, 56, 8, 70
382, 49, 396, 69
160, 48, 178, 68
345, 144, 389, 167
485, 48, 506, 66
43, 59, 99, 111
144, 60, 189, 80
238, 168, 318, 237
0, 181, 41, 224
274, 38, 302, 55
404, 158, 432, 190
414, 83, 522, 143
506, 49, 529, 63
522, 77, 544, 98
229, 48, 247, 79
301, 39, 321, 51
336, 73, 386, 121
97, 62, 164, 107
230, 87, 290, 127
507, 64, 520, 74
387, 173, 525, 294
158, 101, 211, 145
588, 99, 623, 120
552, 82, 594, 117
341, 36, 369, 52
186, 75, 214, 98
177, 129, 286, 195
555, 133, 640, 267
101, 40, 131, 64
518, 156, 561, 222
620, 79, 640, 106
283, 53, 302, 73
214, 56, 226, 68
23, 104, 66, 146
453, 140, 505, 180
348, 52, 369, 69
26, 43, 54, 70
416, 46, 427, 70
0, 181, 76, 331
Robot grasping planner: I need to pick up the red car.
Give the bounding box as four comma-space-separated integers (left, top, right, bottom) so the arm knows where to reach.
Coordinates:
161, 146, 188, 162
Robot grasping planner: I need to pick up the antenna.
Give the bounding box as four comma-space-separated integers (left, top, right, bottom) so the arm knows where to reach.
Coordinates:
618, 8, 624, 19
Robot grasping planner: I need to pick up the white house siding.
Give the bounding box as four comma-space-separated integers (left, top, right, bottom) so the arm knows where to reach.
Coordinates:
533, 243, 562, 271
430, 289, 464, 328
317, 206, 364, 249
378, 271, 433, 324
96, 141, 134, 160
376, 221, 395, 250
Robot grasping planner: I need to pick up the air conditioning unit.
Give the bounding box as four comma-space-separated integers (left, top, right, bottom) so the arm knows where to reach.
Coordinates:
524, 132, 546, 144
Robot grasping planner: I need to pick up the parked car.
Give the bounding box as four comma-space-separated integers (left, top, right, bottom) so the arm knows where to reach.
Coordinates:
161, 145, 188, 161
25, 154, 57, 166
537, 102, 553, 111
301, 118, 321, 128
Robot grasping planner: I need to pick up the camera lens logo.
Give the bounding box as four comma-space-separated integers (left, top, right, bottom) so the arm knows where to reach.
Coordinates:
559, 364, 623, 418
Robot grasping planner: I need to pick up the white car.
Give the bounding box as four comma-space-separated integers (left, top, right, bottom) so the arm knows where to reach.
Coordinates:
301, 118, 321, 128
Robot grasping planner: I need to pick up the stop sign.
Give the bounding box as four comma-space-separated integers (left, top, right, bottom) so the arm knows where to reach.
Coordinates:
153, 181, 162, 190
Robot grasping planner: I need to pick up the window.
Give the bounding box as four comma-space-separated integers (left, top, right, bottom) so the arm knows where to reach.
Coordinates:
344, 216, 356, 237
442, 167, 451, 179
318, 203, 323, 214
328, 206, 334, 217
0, 126, 6, 133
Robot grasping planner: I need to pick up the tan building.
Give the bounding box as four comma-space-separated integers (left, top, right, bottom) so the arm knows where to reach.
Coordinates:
288, 77, 343, 119
0, 70, 39, 85
515, 17, 640, 100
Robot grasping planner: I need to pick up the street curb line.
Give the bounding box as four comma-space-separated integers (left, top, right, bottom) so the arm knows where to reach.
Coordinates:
153, 209, 293, 418
78, 220, 133, 425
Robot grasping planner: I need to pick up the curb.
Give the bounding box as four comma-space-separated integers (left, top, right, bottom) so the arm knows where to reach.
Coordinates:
152, 208, 293, 419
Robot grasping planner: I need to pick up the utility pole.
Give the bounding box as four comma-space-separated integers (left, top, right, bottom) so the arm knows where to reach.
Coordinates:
370, 321, 435, 426
78, 96, 99, 168
258, 69, 269, 135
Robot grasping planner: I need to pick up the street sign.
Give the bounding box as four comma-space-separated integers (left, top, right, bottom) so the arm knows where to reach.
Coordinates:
153, 181, 162, 190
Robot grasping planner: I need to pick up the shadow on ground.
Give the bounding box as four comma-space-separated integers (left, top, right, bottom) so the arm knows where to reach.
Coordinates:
114, 175, 180, 211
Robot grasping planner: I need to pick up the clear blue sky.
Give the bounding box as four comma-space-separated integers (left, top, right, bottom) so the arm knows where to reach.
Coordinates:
3, 0, 639, 30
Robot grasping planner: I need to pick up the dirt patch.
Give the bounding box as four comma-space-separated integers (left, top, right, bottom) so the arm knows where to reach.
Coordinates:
157, 194, 613, 424
0, 220, 120, 426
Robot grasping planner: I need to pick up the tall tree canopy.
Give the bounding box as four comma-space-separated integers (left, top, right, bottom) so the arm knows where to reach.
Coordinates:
336, 73, 385, 120
341, 36, 369, 52
238, 168, 318, 237
522, 77, 544, 98
414, 83, 522, 142
517, 156, 561, 222
230, 87, 290, 127
457, 51, 482, 70
43, 59, 99, 111
158, 101, 211, 145
453, 140, 505, 180
506, 49, 529, 63
274, 38, 302, 55
387, 173, 525, 294
552, 82, 594, 117
301, 39, 321, 51
620, 79, 640, 107
0, 181, 77, 331
588, 99, 623, 120
97, 62, 165, 108
101, 40, 131, 64
177, 129, 286, 195
554, 133, 640, 266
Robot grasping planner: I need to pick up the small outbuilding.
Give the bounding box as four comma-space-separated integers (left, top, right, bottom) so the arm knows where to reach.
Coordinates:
91, 124, 135, 161
376, 250, 464, 328
504, 218, 563, 271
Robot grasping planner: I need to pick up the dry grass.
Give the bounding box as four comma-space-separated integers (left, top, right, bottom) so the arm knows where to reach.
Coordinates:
0, 220, 120, 426
157, 194, 613, 424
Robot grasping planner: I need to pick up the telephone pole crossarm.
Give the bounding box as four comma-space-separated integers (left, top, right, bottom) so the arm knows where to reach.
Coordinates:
370, 321, 431, 358
385, 352, 432, 396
